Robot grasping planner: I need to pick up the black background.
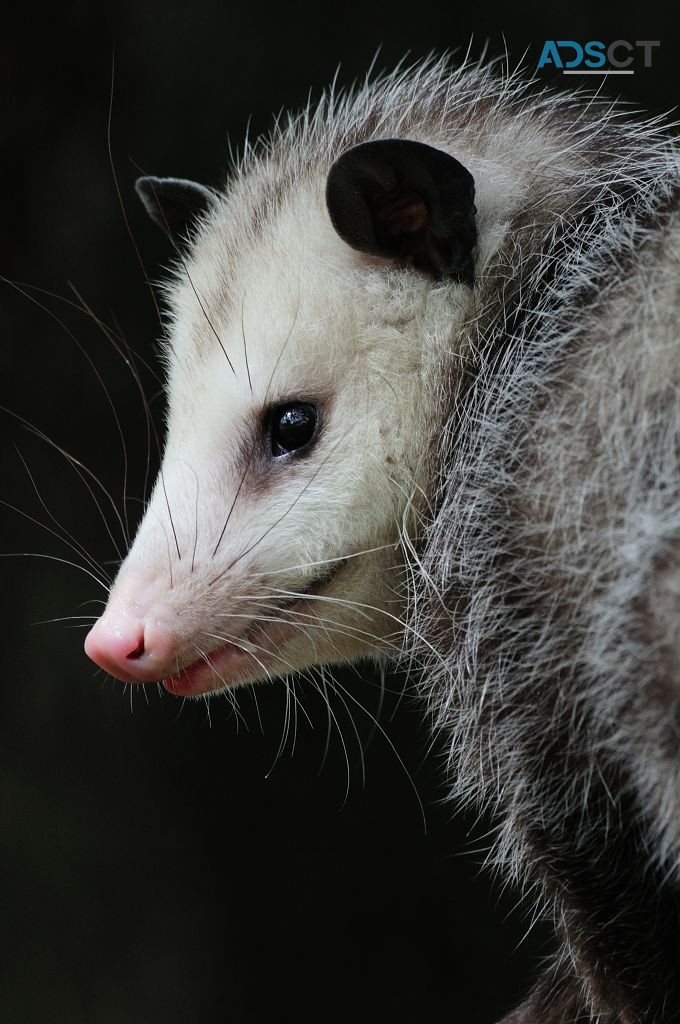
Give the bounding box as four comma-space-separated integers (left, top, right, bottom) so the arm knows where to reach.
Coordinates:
1, 4, 676, 1023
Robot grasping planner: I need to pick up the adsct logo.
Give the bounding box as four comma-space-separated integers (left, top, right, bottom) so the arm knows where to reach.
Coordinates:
537, 40, 660, 75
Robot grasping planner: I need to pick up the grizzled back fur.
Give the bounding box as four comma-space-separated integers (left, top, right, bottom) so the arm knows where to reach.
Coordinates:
407, 62, 680, 1024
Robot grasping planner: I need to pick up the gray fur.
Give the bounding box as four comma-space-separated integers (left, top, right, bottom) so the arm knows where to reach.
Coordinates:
399, 64, 680, 1023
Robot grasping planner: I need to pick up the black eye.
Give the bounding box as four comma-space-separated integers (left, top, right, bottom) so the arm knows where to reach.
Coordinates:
269, 402, 319, 457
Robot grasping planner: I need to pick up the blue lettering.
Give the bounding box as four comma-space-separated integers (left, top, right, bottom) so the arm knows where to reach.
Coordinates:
557, 41, 584, 69
537, 41, 563, 70
584, 41, 606, 68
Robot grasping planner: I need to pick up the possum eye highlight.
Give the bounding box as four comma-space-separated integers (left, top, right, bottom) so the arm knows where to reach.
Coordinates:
268, 402, 319, 458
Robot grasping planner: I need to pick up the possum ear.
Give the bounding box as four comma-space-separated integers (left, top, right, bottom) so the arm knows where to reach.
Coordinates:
325, 139, 477, 285
135, 176, 216, 240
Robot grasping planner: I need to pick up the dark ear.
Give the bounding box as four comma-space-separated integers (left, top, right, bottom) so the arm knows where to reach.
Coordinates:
135, 176, 217, 239
325, 139, 477, 285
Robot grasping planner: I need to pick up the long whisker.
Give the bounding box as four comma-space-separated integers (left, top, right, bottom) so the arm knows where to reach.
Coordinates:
241, 589, 428, 675
249, 686, 265, 735
0, 494, 111, 589
0, 405, 128, 556
107, 51, 164, 331
179, 263, 236, 374
69, 283, 159, 507
192, 470, 200, 573
32, 614, 99, 626
259, 584, 444, 668
241, 292, 252, 392
256, 586, 375, 623
326, 666, 367, 790
30, 425, 126, 560
315, 665, 334, 776
168, 457, 200, 571
252, 542, 400, 577
211, 299, 301, 558
266, 678, 292, 777
130, 162, 235, 375
9, 279, 163, 385
0, 552, 110, 591
202, 695, 212, 728
225, 601, 405, 658
202, 628, 298, 676
330, 674, 427, 833
309, 672, 351, 804
160, 468, 181, 561
365, 660, 388, 752
0, 277, 132, 546
190, 642, 249, 729
289, 677, 300, 759
209, 433, 347, 587
14, 445, 111, 586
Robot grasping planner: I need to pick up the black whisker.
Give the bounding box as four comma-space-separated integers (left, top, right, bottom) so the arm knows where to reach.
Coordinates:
209, 433, 346, 587
211, 299, 301, 557
241, 292, 252, 392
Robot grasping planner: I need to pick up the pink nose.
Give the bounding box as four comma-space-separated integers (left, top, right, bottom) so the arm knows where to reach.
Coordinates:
84, 613, 176, 684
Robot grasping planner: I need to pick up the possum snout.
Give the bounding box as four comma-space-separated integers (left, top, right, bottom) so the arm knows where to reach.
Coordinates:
83, 564, 191, 686
84, 577, 264, 696
84, 601, 256, 697
84, 604, 176, 686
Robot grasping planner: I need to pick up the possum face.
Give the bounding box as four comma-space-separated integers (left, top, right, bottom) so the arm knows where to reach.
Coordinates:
84, 140, 477, 697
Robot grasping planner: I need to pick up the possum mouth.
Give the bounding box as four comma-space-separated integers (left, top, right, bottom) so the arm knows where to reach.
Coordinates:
162, 559, 348, 697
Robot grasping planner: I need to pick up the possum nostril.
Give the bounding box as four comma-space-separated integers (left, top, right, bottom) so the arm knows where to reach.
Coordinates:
84, 615, 175, 684
127, 639, 145, 660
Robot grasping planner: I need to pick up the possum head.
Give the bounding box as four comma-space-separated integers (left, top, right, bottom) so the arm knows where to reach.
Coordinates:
84, 140, 477, 697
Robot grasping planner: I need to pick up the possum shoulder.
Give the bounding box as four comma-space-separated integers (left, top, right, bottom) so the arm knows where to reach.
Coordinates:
514, 180, 680, 558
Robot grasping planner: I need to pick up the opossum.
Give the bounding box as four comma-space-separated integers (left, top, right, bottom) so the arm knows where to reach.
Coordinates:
83, 57, 680, 1023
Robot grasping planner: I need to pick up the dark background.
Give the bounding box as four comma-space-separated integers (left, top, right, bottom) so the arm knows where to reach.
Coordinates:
0, 5, 676, 1023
